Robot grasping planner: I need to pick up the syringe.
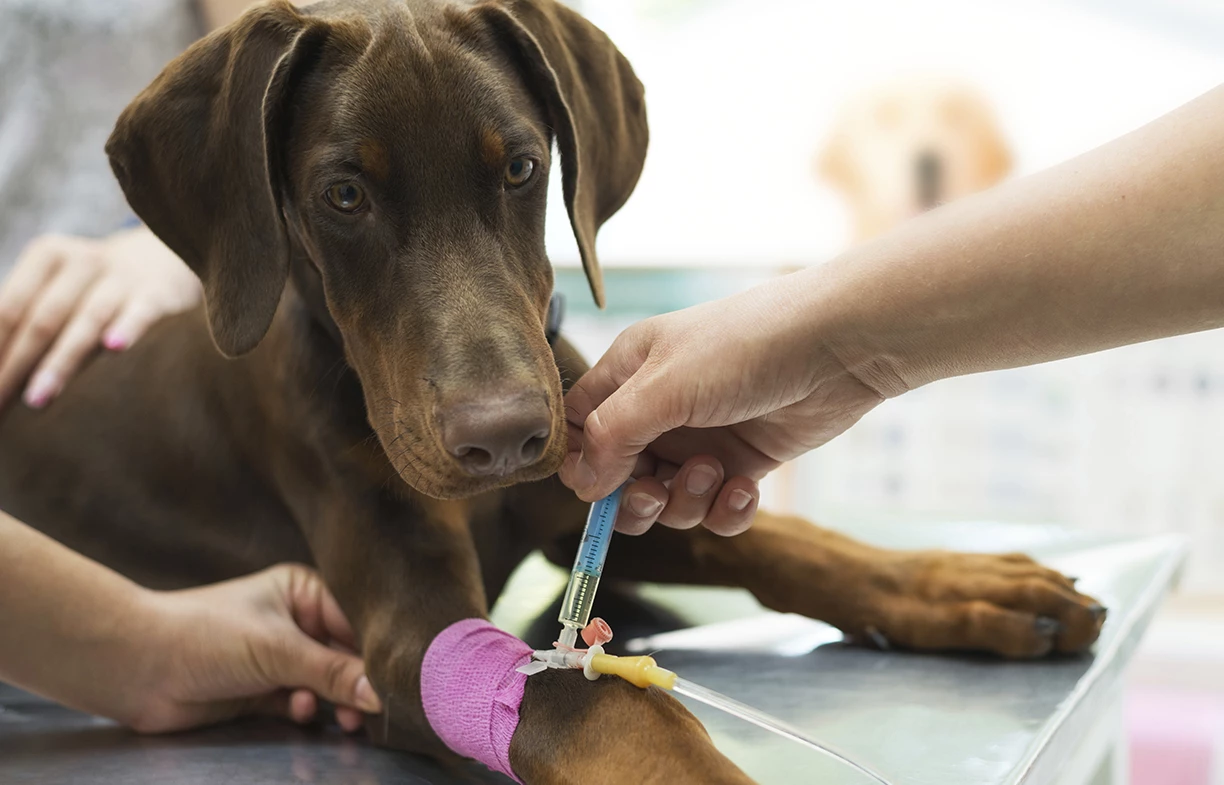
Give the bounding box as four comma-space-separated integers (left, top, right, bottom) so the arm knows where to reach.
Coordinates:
557, 487, 624, 649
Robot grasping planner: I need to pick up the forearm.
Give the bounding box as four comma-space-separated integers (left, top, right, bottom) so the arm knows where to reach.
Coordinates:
0, 510, 155, 723
807, 84, 1224, 395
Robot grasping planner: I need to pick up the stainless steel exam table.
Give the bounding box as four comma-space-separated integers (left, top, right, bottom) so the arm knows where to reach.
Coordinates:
0, 520, 1184, 784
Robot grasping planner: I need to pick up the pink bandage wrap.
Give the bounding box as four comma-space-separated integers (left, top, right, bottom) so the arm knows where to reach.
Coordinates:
421, 618, 532, 783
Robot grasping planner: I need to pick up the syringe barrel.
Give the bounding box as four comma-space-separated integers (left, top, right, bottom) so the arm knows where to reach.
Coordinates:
558, 488, 623, 630
558, 570, 601, 630
569, 487, 623, 578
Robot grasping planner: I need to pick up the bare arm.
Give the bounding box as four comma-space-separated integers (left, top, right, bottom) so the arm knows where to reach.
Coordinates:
820, 84, 1224, 394
0, 510, 153, 722
562, 85, 1224, 531
0, 510, 379, 731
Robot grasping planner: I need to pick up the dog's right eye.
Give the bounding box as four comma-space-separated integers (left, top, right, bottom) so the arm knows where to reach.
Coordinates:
324, 182, 367, 213
504, 157, 535, 188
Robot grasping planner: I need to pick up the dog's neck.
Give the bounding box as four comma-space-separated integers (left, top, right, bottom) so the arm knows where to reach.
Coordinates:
287, 249, 344, 347
274, 250, 379, 448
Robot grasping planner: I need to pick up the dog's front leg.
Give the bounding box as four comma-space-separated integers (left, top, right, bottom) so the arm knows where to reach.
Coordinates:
294, 488, 490, 757
298, 488, 753, 784
550, 508, 1106, 659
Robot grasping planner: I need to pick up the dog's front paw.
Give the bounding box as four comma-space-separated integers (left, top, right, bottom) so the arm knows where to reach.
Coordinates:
842, 550, 1105, 658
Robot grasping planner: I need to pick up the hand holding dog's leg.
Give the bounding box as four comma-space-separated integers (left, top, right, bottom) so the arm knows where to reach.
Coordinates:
134, 563, 381, 732
0, 511, 378, 732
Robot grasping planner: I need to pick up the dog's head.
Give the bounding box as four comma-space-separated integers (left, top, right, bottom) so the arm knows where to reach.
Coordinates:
817, 76, 1010, 241
106, 0, 647, 499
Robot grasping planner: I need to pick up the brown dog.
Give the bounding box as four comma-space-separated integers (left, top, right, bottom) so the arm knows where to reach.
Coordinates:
818, 76, 1012, 242
0, 2, 1102, 782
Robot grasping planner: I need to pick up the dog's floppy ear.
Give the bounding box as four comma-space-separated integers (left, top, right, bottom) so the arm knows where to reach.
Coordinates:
106, 1, 326, 356
479, 0, 648, 308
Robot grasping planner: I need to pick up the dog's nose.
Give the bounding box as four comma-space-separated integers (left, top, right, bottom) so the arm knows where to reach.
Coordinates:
440, 393, 552, 477
916, 149, 943, 209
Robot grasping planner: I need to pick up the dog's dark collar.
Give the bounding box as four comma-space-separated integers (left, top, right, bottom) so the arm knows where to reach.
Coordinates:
546, 292, 565, 346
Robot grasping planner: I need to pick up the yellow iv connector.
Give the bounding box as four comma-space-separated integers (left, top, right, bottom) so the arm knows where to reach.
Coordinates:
589, 653, 677, 690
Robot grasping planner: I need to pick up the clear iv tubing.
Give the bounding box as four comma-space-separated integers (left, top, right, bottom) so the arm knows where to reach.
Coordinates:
671, 677, 891, 785
557, 487, 624, 647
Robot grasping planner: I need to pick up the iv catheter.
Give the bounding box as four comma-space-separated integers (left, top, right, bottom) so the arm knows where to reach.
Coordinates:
556, 487, 624, 650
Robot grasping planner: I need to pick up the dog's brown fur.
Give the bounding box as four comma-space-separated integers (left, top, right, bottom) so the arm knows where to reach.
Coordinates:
0, 2, 1102, 782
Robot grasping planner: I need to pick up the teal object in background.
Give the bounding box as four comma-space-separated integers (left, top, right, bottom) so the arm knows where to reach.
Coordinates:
553, 267, 778, 319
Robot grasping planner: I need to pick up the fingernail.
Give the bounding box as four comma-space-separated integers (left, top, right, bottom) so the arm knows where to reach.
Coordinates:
685, 465, 719, 497
354, 676, 381, 713
728, 489, 754, 512
628, 493, 662, 518
571, 455, 597, 492
102, 330, 129, 351
23, 371, 61, 409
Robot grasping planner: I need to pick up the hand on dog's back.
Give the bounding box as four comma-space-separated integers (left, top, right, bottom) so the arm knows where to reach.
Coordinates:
0, 227, 200, 411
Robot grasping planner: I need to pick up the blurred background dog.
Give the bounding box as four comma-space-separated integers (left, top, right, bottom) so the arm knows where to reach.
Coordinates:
816, 76, 1012, 242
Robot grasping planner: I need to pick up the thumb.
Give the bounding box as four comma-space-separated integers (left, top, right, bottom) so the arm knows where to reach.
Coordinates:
266, 633, 383, 714
565, 368, 683, 501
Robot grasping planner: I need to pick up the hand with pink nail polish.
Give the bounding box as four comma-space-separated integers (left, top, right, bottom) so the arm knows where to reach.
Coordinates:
0, 226, 201, 410
561, 274, 884, 537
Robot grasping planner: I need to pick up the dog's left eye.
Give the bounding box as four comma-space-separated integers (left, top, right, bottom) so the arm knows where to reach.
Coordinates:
324, 182, 366, 212
504, 157, 535, 187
